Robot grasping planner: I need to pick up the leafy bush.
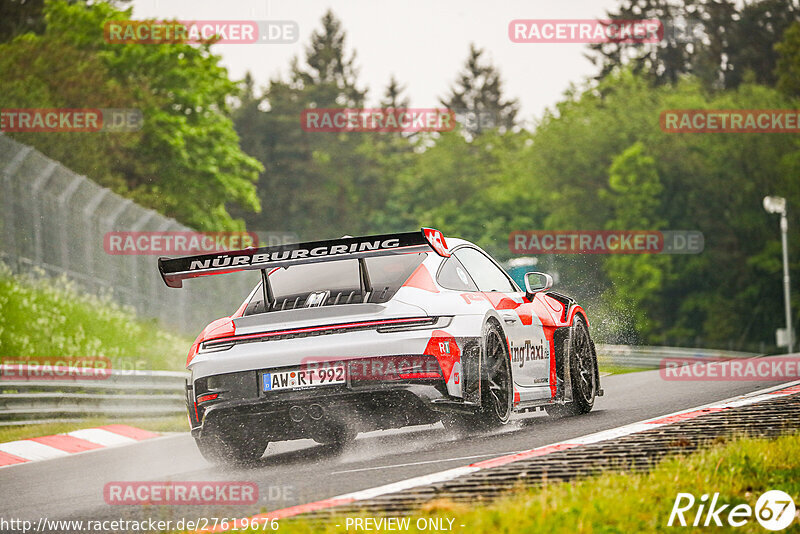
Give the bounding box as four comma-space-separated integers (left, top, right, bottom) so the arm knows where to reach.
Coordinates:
0, 264, 190, 371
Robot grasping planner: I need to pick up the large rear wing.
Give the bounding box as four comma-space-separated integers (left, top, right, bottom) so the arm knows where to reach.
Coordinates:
158, 227, 450, 289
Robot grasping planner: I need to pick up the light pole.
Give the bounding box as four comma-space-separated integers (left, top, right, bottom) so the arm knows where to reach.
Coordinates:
763, 196, 793, 353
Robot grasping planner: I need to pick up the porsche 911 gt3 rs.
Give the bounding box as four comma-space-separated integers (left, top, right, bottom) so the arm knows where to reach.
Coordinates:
159, 228, 602, 465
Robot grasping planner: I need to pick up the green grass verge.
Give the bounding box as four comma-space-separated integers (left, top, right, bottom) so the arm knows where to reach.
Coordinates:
0, 263, 192, 372
0, 415, 189, 443
207, 433, 799, 534
598, 364, 646, 375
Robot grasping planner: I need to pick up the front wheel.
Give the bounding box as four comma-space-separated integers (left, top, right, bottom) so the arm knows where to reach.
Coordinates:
546, 315, 597, 418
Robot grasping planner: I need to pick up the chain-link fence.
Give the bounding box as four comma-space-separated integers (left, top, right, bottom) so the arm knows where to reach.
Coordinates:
0, 134, 258, 335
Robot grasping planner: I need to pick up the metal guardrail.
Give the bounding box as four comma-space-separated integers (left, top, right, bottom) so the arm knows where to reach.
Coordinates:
596, 344, 759, 369
0, 369, 187, 426
0, 346, 764, 426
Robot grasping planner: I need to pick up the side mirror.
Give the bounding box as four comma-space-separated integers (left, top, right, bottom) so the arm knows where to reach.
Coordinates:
524, 271, 553, 298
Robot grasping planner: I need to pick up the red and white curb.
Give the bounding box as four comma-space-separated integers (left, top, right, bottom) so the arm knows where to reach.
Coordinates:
0, 425, 159, 468
203, 380, 800, 532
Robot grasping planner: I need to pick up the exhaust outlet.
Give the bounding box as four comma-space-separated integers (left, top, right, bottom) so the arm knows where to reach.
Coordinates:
307, 404, 324, 421
289, 405, 306, 423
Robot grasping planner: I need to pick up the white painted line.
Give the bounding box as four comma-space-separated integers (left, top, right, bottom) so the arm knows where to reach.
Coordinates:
341, 465, 480, 502
0, 433, 175, 470
569, 423, 654, 445
0, 440, 70, 461
332, 451, 525, 474
571, 380, 800, 446
709, 393, 775, 409
207, 379, 800, 532
340, 379, 800, 498
67, 429, 137, 447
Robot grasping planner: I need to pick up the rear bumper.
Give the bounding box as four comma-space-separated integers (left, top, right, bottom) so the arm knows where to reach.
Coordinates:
187, 359, 453, 439
188, 318, 465, 381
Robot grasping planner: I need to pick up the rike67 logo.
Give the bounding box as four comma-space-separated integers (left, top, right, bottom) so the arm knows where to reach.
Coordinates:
668, 490, 796, 530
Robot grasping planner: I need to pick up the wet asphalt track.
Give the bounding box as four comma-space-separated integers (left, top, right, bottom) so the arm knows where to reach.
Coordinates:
0, 368, 794, 526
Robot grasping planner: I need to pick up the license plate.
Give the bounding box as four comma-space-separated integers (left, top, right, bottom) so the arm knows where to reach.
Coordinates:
262, 365, 345, 392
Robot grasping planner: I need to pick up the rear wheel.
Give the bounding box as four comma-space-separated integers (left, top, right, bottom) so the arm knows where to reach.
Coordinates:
442, 321, 513, 432
546, 315, 597, 417
195, 427, 268, 467
310, 420, 358, 449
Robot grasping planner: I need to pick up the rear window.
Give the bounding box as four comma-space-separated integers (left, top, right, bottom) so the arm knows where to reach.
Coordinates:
272, 260, 360, 301
243, 253, 427, 315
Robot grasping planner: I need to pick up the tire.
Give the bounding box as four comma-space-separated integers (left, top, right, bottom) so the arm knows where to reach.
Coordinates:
195, 428, 267, 467
310, 421, 358, 449
546, 315, 597, 418
443, 321, 513, 432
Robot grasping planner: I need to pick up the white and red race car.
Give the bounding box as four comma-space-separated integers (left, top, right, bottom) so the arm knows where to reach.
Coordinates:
159, 228, 601, 465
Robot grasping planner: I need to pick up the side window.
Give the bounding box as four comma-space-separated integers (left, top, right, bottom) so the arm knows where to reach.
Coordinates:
437, 256, 478, 291
454, 248, 517, 292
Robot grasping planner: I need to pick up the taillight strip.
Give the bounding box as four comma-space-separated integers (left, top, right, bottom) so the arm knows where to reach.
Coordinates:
204, 317, 435, 347
197, 393, 220, 404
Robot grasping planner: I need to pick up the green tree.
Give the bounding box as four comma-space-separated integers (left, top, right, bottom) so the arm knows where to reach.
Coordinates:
0, 29, 139, 194
0, 0, 46, 43
589, 0, 799, 90
440, 43, 519, 137
600, 143, 670, 340
377, 129, 542, 259
380, 75, 410, 109
0, 0, 261, 230
516, 70, 798, 349
588, 0, 696, 86
720, 0, 799, 89
234, 10, 387, 239
776, 21, 800, 97
293, 10, 366, 108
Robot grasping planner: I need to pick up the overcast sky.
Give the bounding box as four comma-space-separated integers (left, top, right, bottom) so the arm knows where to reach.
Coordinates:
129, 0, 622, 123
